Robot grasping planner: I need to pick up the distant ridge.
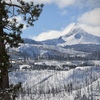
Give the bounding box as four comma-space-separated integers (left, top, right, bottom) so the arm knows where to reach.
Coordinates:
23, 38, 42, 45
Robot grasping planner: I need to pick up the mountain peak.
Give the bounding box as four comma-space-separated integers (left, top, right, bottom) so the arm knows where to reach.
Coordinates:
70, 23, 83, 33
73, 23, 79, 27
63, 23, 84, 38
59, 23, 100, 46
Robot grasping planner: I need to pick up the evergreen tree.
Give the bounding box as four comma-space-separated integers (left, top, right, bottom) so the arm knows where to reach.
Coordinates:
0, 0, 43, 99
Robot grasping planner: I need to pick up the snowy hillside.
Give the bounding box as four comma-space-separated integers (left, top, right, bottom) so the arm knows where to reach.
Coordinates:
64, 44, 100, 52
10, 43, 87, 61
9, 65, 100, 100
42, 23, 100, 46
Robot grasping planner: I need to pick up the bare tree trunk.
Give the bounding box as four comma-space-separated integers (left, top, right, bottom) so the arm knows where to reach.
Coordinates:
0, 44, 10, 99
1, 68, 9, 88
0, 30, 10, 100
0, 4, 10, 99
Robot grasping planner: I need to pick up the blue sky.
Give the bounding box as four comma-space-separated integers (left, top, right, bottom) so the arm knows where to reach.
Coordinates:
16, 0, 100, 41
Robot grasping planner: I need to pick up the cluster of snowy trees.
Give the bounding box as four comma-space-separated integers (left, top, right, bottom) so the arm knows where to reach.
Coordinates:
9, 68, 100, 100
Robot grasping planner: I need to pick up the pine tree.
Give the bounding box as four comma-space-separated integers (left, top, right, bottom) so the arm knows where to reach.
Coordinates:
0, 0, 43, 99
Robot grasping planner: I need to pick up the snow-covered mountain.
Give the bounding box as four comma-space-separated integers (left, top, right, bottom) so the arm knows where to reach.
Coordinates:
9, 23, 100, 61
22, 23, 100, 52
42, 23, 100, 46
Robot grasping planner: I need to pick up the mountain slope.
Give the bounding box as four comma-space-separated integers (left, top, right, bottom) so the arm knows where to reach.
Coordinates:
41, 36, 65, 46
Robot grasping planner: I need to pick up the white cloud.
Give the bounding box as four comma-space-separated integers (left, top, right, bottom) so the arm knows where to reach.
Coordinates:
33, 23, 74, 41
33, 30, 60, 41
78, 8, 100, 26
32, 0, 76, 8
78, 7, 100, 36
80, 24, 100, 37
54, 0, 76, 8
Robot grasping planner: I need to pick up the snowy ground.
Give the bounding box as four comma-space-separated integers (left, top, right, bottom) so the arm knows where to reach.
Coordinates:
9, 65, 100, 100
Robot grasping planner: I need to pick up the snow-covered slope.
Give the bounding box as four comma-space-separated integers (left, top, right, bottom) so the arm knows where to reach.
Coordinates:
41, 37, 65, 46
11, 43, 86, 60
42, 23, 100, 46
9, 66, 100, 100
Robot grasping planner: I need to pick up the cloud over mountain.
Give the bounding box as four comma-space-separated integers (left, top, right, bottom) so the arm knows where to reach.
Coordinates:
78, 8, 100, 26
33, 23, 74, 41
